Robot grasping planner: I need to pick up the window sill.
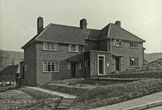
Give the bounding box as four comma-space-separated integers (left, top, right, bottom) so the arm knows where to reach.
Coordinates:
98, 74, 106, 76
85, 66, 90, 68
129, 47, 139, 49
67, 69, 71, 71
68, 51, 79, 53
129, 66, 139, 68
113, 46, 122, 48
42, 49, 59, 52
43, 71, 59, 73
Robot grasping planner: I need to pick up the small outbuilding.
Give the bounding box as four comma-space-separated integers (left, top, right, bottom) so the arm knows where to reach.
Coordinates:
0, 65, 19, 85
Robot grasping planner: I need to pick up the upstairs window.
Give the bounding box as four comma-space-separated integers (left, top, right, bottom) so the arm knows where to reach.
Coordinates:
43, 42, 58, 51
130, 57, 138, 67
130, 42, 138, 48
114, 40, 122, 47
43, 61, 59, 72
69, 45, 79, 52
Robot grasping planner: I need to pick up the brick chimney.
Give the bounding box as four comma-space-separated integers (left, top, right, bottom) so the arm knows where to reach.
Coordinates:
80, 19, 87, 29
37, 17, 44, 34
115, 21, 121, 27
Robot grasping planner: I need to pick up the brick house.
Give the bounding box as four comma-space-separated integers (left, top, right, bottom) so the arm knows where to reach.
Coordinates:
21, 17, 145, 86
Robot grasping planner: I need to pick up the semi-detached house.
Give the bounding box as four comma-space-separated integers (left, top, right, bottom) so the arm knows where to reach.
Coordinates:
21, 17, 145, 86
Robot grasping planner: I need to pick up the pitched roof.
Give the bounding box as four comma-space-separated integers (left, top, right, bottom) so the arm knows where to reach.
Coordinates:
103, 23, 145, 42
22, 21, 145, 49
22, 24, 100, 48
0, 65, 19, 76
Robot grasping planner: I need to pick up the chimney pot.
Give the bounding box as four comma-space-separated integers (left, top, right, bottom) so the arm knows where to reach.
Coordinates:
80, 19, 87, 29
115, 21, 121, 27
37, 17, 44, 34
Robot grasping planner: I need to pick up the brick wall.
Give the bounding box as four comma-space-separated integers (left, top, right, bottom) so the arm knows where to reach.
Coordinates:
24, 43, 37, 86
85, 40, 99, 51
36, 42, 84, 85
111, 40, 144, 71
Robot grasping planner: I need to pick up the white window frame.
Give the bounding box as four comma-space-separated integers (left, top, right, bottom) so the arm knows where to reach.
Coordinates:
114, 40, 122, 47
43, 61, 59, 72
43, 42, 59, 51
130, 57, 138, 67
129, 42, 138, 48
97, 55, 105, 75
67, 62, 71, 70
69, 44, 79, 52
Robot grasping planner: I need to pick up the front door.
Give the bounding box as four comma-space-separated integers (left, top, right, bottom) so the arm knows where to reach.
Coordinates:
115, 57, 120, 71
71, 63, 77, 77
98, 55, 105, 75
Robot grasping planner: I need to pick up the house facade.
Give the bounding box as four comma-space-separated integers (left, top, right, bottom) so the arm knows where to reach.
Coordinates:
21, 17, 145, 86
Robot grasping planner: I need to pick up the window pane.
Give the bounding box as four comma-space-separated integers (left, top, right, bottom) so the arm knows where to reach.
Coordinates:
130, 42, 138, 48
47, 43, 51, 50
69, 45, 79, 52
51, 62, 55, 71
43, 61, 59, 72
54, 44, 58, 51
114, 40, 122, 47
130, 58, 138, 66
43, 43, 47, 49
51, 43, 54, 50
55, 63, 59, 71
75, 45, 79, 52
43, 62, 47, 71
47, 62, 51, 71
71, 45, 75, 51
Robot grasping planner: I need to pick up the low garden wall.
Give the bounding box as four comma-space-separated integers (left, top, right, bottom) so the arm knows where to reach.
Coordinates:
107, 71, 162, 78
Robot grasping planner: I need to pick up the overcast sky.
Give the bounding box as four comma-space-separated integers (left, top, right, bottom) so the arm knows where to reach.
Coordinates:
0, 0, 162, 53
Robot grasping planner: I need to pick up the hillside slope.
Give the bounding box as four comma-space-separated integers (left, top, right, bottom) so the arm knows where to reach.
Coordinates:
143, 58, 162, 70
144, 53, 162, 63
0, 50, 23, 70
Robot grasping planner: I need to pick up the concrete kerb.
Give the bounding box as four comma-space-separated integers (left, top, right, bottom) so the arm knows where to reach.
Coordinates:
123, 100, 162, 110
25, 86, 77, 99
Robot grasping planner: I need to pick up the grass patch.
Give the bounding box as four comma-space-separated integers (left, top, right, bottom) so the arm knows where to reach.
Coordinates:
20, 87, 61, 100
72, 78, 162, 109
17, 98, 60, 110
0, 87, 61, 109
0, 89, 36, 110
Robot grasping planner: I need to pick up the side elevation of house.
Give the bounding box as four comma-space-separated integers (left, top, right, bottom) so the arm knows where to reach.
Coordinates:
21, 17, 145, 86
